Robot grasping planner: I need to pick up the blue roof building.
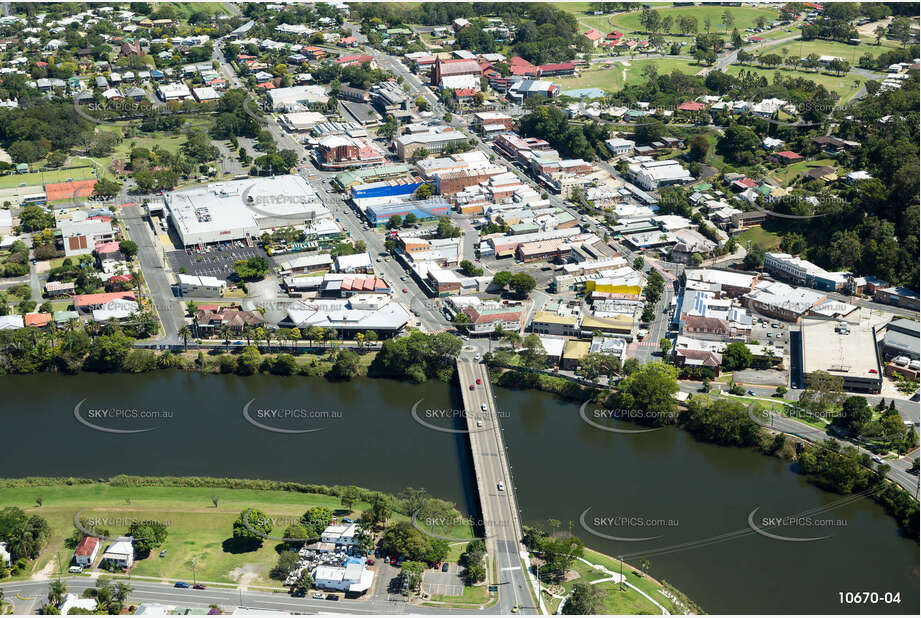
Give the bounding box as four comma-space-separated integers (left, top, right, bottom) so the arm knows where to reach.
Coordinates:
366, 197, 450, 226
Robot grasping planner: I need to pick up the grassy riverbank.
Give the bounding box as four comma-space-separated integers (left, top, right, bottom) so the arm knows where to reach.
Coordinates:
0, 477, 472, 588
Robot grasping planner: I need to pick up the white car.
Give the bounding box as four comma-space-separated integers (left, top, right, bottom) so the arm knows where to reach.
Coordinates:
497, 481, 505, 491
481, 403, 487, 412
69, 566, 82, 573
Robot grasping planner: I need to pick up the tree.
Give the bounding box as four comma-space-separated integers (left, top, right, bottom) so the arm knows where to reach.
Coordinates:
491, 271, 512, 289
294, 571, 313, 595
233, 256, 269, 281
659, 338, 672, 357
339, 485, 362, 511
127, 520, 168, 556
838, 396, 872, 434
632, 256, 644, 271
360, 495, 391, 531
178, 325, 192, 351
459, 260, 483, 276
743, 244, 765, 271
232, 509, 272, 547
722, 10, 735, 31
414, 183, 434, 200
688, 134, 710, 162
874, 25, 886, 45
48, 580, 67, 607
799, 371, 845, 419
300, 507, 333, 538
403, 213, 418, 227
563, 582, 606, 615
721, 342, 753, 371
270, 550, 301, 581
387, 214, 403, 229
611, 362, 679, 427
400, 561, 426, 593
330, 348, 361, 380
508, 273, 536, 298
380, 521, 448, 565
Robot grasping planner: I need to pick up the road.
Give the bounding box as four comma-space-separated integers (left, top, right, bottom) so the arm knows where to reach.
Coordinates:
457, 359, 537, 615
0, 576, 486, 616
122, 204, 186, 343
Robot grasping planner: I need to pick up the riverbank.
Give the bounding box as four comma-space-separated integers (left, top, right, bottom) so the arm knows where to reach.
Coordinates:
0, 476, 472, 587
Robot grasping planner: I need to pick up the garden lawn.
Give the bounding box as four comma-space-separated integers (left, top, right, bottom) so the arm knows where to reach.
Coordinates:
0, 167, 97, 190
560, 58, 703, 94
0, 484, 373, 586
775, 158, 838, 185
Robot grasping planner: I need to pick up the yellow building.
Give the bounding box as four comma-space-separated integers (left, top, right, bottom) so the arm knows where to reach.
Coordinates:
530, 311, 580, 337
584, 279, 643, 296
580, 314, 634, 336
561, 339, 592, 370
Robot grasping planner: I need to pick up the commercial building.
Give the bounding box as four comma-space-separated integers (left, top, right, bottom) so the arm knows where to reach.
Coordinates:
800, 317, 882, 393
462, 302, 522, 335
874, 286, 920, 312
279, 111, 329, 131
743, 281, 826, 322
881, 318, 920, 360
59, 218, 117, 257
267, 85, 328, 110
628, 159, 691, 190
471, 111, 513, 136
163, 175, 330, 247
763, 252, 848, 292
177, 273, 224, 297
393, 128, 469, 161
684, 269, 758, 297
284, 297, 410, 337
315, 134, 386, 170
365, 197, 451, 226
313, 562, 374, 593
530, 310, 580, 337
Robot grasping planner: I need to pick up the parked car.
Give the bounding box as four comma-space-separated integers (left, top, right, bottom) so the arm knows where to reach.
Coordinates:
193, 584, 206, 590
312, 593, 325, 599
441, 562, 449, 572
326, 594, 340, 601
68, 566, 82, 573
174, 582, 191, 588
159, 549, 167, 557
747, 390, 756, 396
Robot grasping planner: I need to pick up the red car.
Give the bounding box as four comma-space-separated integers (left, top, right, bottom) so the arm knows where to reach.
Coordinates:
476, 378, 482, 384
367, 559, 375, 566
402, 288, 408, 293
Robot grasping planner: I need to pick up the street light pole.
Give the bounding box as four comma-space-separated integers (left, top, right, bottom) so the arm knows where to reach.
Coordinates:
619, 555, 624, 591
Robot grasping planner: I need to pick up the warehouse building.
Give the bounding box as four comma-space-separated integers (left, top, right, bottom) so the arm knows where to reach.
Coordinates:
163, 175, 331, 247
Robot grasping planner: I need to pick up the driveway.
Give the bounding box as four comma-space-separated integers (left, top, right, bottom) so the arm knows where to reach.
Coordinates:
422, 563, 464, 597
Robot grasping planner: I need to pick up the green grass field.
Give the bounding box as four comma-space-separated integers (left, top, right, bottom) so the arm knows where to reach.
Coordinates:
760, 38, 897, 65
610, 5, 779, 35
0, 167, 99, 190
559, 57, 703, 94
725, 64, 866, 103
732, 226, 782, 251
0, 484, 379, 587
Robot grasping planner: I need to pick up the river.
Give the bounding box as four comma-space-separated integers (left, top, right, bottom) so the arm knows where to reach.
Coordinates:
0, 372, 917, 614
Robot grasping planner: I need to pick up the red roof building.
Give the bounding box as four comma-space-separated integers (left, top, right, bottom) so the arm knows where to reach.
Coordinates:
24, 313, 52, 327
773, 151, 804, 164
538, 62, 575, 77
509, 55, 538, 77
678, 101, 706, 112
75, 536, 100, 561
73, 291, 136, 311
334, 54, 374, 67
606, 30, 624, 40
732, 177, 758, 191
584, 29, 604, 46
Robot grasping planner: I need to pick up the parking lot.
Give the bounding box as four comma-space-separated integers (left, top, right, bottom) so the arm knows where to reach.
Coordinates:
167, 244, 268, 280
421, 563, 464, 597
751, 318, 789, 352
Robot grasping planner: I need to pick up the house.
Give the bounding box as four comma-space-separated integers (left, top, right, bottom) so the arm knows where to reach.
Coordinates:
74, 291, 136, 314
771, 150, 803, 165
462, 302, 522, 335
0, 315, 23, 330
100, 537, 134, 569
74, 536, 100, 567
673, 348, 722, 375
24, 313, 52, 328
677, 101, 706, 113
46, 280, 76, 296
584, 29, 604, 47
194, 307, 265, 335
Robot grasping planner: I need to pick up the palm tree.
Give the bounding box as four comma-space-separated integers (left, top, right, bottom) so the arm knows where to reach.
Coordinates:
48, 579, 67, 607
178, 326, 192, 350
289, 327, 301, 350
874, 25, 886, 45
219, 325, 232, 344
